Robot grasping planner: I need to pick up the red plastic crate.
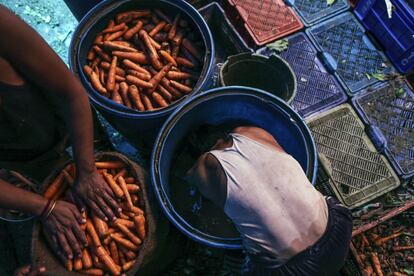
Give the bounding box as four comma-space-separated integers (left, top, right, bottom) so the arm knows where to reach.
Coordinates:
222, 0, 304, 47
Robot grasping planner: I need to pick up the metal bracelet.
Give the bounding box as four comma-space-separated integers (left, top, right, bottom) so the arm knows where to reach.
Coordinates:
44, 200, 57, 220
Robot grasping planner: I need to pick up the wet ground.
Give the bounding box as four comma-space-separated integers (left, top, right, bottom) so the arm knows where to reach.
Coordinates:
1, 0, 77, 64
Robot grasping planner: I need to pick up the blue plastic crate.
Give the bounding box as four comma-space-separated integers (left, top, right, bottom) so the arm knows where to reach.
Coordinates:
257, 32, 347, 117
306, 12, 394, 96
291, 0, 349, 26
352, 81, 414, 179
355, 0, 414, 73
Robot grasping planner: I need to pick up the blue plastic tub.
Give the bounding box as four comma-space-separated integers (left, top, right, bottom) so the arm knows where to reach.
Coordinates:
291, 0, 349, 26
257, 32, 347, 117
151, 86, 318, 248
352, 81, 414, 179
69, 0, 215, 147
355, 0, 414, 73
306, 12, 394, 96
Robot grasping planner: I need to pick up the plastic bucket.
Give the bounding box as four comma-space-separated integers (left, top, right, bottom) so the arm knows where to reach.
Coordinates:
151, 86, 317, 249
219, 53, 297, 103
63, 0, 103, 21
69, 0, 215, 147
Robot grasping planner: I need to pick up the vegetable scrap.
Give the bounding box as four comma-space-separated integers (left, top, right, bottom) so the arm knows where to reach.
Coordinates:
43, 160, 146, 275
352, 212, 414, 276
265, 39, 289, 53
83, 9, 205, 112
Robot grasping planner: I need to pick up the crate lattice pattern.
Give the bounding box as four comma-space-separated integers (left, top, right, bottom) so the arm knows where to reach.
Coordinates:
357, 84, 414, 175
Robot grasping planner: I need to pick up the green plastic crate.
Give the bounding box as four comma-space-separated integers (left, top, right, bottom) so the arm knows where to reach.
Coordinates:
307, 104, 400, 209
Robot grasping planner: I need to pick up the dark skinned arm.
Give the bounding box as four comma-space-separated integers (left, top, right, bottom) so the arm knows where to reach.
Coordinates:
0, 5, 120, 220
0, 5, 119, 260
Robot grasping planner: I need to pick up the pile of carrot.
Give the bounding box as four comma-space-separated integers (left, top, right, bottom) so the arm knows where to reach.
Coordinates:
352, 216, 414, 276
43, 160, 146, 275
83, 9, 204, 112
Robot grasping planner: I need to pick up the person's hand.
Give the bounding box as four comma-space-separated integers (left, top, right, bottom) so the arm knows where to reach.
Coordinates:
14, 265, 46, 276
71, 170, 121, 222
42, 200, 87, 261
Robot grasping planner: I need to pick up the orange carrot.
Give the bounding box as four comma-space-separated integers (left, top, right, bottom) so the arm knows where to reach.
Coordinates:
147, 63, 172, 94
94, 33, 104, 45
131, 194, 139, 205
115, 221, 142, 246
168, 14, 180, 40
111, 234, 139, 251
100, 61, 125, 76
122, 59, 151, 77
103, 22, 127, 33
393, 245, 414, 251
159, 50, 177, 67
160, 78, 182, 98
62, 170, 74, 187
126, 184, 140, 194
176, 56, 195, 68
126, 75, 154, 89
375, 232, 402, 246
127, 69, 151, 81
370, 253, 383, 276
44, 171, 65, 199
118, 176, 133, 210
124, 20, 144, 40
149, 35, 161, 50
120, 213, 130, 220
141, 93, 154, 111
182, 38, 203, 60
102, 41, 137, 52
92, 46, 111, 62
128, 85, 145, 112
82, 249, 93, 269
111, 83, 123, 105
109, 240, 120, 265
157, 84, 173, 102
149, 21, 167, 37
65, 259, 73, 272
116, 218, 135, 229
99, 69, 106, 85
134, 215, 146, 240
116, 10, 151, 24
114, 168, 128, 180
95, 161, 124, 169
74, 258, 83, 271
167, 71, 191, 80
119, 82, 132, 109
170, 80, 192, 94
106, 56, 118, 92
125, 177, 135, 184
87, 49, 95, 61
103, 172, 124, 198
152, 92, 169, 107
139, 30, 163, 70
106, 29, 127, 41
84, 65, 107, 95
96, 246, 121, 276
112, 51, 148, 64
92, 215, 109, 239
122, 260, 135, 271
86, 220, 102, 247
118, 249, 126, 266
118, 246, 137, 260
80, 268, 104, 275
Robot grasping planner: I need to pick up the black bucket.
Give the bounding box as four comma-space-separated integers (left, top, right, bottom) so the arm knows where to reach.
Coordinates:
69, 0, 215, 148
219, 52, 297, 103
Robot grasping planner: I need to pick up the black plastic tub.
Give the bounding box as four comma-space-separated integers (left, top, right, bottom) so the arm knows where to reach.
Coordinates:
69, 0, 215, 147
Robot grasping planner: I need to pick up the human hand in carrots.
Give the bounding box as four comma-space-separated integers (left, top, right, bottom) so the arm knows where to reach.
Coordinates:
42, 200, 87, 262
71, 170, 121, 222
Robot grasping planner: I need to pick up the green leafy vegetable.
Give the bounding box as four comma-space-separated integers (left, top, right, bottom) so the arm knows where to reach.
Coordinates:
327, 0, 336, 5
366, 73, 386, 81
395, 87, 404, 97
266, 39, 289, 53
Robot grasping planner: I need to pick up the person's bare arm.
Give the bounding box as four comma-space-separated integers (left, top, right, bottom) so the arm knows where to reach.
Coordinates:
0, 5, 120, 221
